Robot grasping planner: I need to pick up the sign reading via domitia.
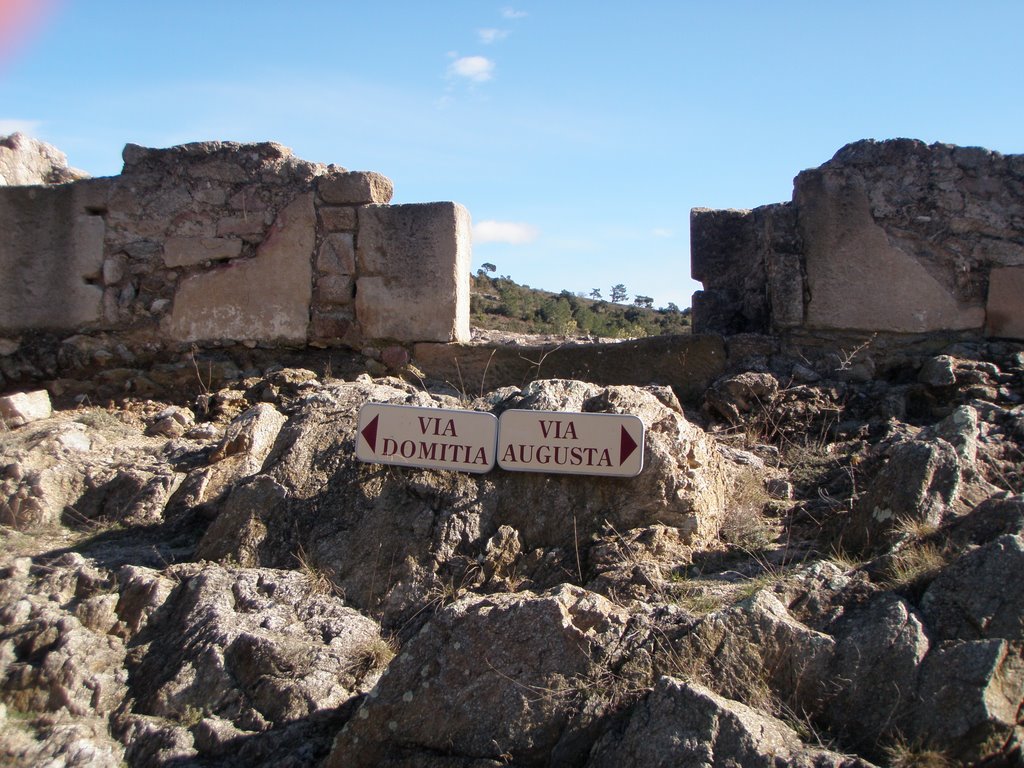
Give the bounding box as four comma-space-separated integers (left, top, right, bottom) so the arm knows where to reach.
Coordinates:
355, 403, 645, 478
356, 403, 498, 473
497, 409, 644, 477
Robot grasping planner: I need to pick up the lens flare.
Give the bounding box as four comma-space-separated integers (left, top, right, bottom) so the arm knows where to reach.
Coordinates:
0, 0, 60, 71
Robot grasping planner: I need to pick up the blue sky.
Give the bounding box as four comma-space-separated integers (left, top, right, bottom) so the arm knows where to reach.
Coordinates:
2, 1, 1023, 309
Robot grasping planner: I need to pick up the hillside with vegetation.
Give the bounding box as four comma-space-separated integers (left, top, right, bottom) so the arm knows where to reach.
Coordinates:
470, 268, 691, 338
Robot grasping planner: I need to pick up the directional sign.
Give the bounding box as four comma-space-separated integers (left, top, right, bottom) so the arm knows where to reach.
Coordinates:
356, 403, 498, 473
497, 409, 645, 477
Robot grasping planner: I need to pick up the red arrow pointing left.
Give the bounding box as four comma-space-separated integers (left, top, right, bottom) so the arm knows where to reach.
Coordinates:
361, 414, 379, 452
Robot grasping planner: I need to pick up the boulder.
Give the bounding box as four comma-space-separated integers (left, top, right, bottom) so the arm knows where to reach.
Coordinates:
0, 132, 87, 186
0, 389, 52, 428
929, 404, 980, 470
0, 714, 126, 768
705, 371, 779, 425
823, 593, 930, 753
1, 417, 175, 529
677, 589, 835, 713
209, 402, 287, 464
144, 405, 194, 438
919, 355, 958, 387
945, 493, 1024, 548
326, 585, 632, 767
587, 677, 875, 768
127, 564, 387, 730
168, 402, 287, 524
0, 553, 128, 719
921, 534, 1024, 643
846, 438, 960, 554
911, 639, 1024, 764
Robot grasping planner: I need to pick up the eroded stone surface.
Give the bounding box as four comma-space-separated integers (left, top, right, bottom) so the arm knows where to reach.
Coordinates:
356, 202, 471, 342
693, 139, 1024, 340
987, 266, 1024, 339
327, 585, 631, 767
166, 193, 315, 342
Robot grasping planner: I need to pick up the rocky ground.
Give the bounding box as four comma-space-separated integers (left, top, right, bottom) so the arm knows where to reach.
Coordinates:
1, 338, 1023, 767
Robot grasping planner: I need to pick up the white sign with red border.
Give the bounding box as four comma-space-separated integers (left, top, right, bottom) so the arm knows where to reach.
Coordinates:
356, 403, 498, 473
496, 409, 645, 477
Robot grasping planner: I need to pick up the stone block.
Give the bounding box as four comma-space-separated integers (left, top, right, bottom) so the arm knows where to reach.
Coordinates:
797, 169, 986, 333
767, 253, 804, 329
216, 216, 267, 237
310, 308, 354, 340
166, 193, 314, 343
985, 266, 1024, 340
690, 207, 756, 284
318, 172, 393, 205
314, 274, 354, 305
316, 233, 355, 276
0, 184, 104, 332
689, 206, 772, 334
0, 389, 52, 428
355, 202, 470, 342
163, 236, 243, 267
318, 205, 357, 231
102, 256, 126, 285
192, 186, 227, 205
380, 345, 410, 369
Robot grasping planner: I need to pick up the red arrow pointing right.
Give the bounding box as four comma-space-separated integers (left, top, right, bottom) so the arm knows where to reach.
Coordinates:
619, 425, 638, 465
361, 414, 379, 452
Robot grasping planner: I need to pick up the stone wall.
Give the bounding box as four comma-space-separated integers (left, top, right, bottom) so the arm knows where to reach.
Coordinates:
691, 139, 1024, 341
0, 139, 470, 350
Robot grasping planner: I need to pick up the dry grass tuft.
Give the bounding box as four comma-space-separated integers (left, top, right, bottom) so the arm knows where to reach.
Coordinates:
294, 544, 344, 598
884, 542, 948, 590
883, 737, 955, 768
353, 635, 398, 672
720, 467, 778, 552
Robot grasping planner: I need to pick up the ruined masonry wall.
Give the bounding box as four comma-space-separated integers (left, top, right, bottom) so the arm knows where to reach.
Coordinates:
691, 139, 1024, 341
0, 140, 471, 348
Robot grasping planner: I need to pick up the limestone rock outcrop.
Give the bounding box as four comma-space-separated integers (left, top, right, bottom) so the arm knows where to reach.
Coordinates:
0, 132, 88, 186
1, 320, 1023, 766
197, 377, 738, 628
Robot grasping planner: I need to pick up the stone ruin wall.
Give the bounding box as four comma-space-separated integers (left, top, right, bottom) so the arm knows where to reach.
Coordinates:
691, 138, 1024, 344
0, 139, 471, 359
3, 135, 1023, 401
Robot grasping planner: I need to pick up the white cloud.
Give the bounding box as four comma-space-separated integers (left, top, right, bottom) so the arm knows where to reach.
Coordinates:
501, 7, 528, 19
0, 119, 41, 136
651, 228, 674, 238
478, 28, 509, 44
474, 220, 539, 244
448, 55, 495, 82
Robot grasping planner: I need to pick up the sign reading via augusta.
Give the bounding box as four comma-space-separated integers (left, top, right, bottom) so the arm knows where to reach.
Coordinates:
497, 409, 645, 477
356, 403, 498, 473
355, 404, 646, 478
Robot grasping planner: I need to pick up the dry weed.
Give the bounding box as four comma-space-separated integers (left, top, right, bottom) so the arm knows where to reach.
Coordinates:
352, 635, 398, 673
883, 737, 955, 768
294, 544, 344, 598
720, 467, 778, 552
884, 542, 948, 590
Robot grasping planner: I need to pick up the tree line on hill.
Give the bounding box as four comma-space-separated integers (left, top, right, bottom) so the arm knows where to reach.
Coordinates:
470, 267, 692, 338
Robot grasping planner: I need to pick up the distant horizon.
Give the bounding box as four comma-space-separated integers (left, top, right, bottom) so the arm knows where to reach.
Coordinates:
3, 1, 1022, 310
